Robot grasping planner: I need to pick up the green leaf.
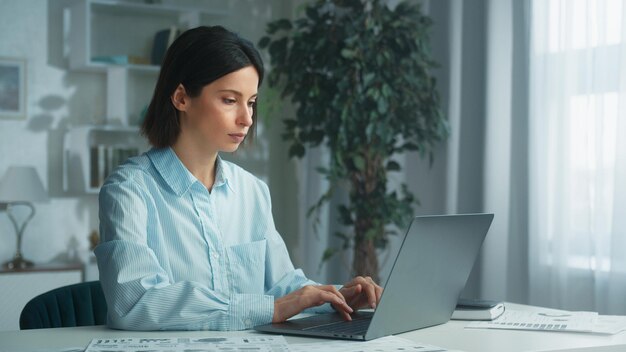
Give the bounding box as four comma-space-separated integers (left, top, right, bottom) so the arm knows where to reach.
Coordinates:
315, 166, 330, 175
288, 143, 306, 158
321, 248, 336, 262
306, 6, 319, 20
386, 160, 401, 171
269, 37, 288, 62
283, 119, 298, 129
275, 19, 293, 31
365, 123, 376, 140
309, 129, 324, 144
338, 205, 353, 225
353, 155, 366, 171
258, 36, 270, 49
382, 83, 392, 97
365, 228, 379, 241
340, 49, 356, 59
362, 72, 376, 87
376, 98, 388, 114
374, 237, 388, 249
401, 142, 419, 151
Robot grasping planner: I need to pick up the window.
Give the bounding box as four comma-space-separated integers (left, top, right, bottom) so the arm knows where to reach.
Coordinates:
529, 0, 624, 273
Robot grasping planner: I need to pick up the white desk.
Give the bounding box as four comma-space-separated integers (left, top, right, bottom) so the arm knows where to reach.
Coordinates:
1, 303, 625, 352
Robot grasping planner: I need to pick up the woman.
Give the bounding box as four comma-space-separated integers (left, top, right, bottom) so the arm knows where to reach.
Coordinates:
95, 26, 382, 331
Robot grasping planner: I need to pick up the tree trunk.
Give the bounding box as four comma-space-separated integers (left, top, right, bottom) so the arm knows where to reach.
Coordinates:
350, 150, 385, 284
352, 236, 380, 284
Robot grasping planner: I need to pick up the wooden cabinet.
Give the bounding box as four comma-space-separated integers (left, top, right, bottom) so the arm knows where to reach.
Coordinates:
0, 264, 84, 331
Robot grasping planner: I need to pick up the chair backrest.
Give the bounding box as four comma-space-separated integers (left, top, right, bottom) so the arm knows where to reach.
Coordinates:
19, 280, 107, 329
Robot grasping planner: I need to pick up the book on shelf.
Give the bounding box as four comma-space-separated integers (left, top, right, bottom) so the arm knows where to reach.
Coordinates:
90, 145, 140, 189
151, 26, 180, 65
92, 55, 151, 66
89, 145, 100, 188
451, 298, 505, 321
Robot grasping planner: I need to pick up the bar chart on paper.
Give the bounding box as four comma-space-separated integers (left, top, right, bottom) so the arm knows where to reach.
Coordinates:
467, 309, 626, 334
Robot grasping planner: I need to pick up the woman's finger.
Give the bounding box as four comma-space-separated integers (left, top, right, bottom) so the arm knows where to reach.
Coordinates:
374, 284, 383, 305
357, 277, 377, 309
317, 290, 353, 321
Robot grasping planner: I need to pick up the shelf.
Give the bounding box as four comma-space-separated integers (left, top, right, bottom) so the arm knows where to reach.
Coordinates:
90, 0, 229, 18
74, 60, 161, 73
68, 0, 230, 72
79, 125, 141, 132
65, 0, 231, 125
63, 126, 149, 194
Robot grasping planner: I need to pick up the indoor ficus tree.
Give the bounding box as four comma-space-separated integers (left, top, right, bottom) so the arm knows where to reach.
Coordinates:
259, 0, 448, 283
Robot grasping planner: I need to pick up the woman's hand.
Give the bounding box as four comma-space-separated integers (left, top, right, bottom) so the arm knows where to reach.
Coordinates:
337, 276, 383, 311
273, 285, 353, 323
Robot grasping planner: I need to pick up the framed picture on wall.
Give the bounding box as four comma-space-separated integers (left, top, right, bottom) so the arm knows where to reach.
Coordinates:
0, 58, 26, 120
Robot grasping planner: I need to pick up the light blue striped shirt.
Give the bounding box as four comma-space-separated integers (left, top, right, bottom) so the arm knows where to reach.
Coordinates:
95, 147, 324, 331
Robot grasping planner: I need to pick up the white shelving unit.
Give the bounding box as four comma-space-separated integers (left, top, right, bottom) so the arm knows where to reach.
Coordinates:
68, 0, 229, 125
63, 0, 229, 193
68, 0, 229, 72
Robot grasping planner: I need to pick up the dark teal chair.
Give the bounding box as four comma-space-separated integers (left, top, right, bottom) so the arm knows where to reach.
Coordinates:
19, 280, 107, 329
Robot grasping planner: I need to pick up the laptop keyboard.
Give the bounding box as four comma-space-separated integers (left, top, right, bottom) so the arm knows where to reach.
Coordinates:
303, 316, 372, 335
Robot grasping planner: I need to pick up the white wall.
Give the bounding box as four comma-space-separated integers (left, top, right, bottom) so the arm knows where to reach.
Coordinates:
0, 0, 103, 266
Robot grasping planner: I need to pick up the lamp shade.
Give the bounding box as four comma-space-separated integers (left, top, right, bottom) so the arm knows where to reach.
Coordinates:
0, 166, 48, 202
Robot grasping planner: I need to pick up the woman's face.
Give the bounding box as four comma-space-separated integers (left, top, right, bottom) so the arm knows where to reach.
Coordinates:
175, 65, 258, 155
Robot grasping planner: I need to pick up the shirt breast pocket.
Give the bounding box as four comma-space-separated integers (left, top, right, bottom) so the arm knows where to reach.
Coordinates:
226, 239, 267, 294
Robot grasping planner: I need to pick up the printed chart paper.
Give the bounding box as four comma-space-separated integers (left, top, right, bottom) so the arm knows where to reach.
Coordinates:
85, 336, 289, 352
467, 309, 626, 334
83, 335, 462, 352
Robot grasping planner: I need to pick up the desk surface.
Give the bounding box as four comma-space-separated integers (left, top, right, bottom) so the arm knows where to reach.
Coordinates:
1, 303, 625, 352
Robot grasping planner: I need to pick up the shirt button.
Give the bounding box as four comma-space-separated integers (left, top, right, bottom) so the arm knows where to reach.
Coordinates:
212, 253, 219, 259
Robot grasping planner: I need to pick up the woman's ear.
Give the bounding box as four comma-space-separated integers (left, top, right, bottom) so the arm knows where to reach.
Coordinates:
171, 84, 189, 111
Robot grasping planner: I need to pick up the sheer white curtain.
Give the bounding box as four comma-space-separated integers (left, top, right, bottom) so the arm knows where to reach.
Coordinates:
528, 0, 626, 314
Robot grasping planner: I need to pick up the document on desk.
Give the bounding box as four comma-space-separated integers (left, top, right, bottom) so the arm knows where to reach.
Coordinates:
82, 335, 461, 352
466, 309, 626, 334
289, 335, 464, 352
84, 336, 289, 352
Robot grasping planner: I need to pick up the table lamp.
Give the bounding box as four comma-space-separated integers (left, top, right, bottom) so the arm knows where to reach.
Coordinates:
0, 166, 49, 269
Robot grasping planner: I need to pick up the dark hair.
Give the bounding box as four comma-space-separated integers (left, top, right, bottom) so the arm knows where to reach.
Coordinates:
141, 26, 264, 148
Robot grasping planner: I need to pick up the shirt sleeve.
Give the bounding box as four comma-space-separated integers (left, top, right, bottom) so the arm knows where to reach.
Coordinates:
260, 183, 336, 314
95, 178, 274, 331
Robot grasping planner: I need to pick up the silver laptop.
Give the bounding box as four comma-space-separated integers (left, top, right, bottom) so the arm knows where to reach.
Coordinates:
254, 213, 494, 341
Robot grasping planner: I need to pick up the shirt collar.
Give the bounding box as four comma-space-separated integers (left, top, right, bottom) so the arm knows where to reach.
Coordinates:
148, 147, 234, 196
215, 155, 236, 194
